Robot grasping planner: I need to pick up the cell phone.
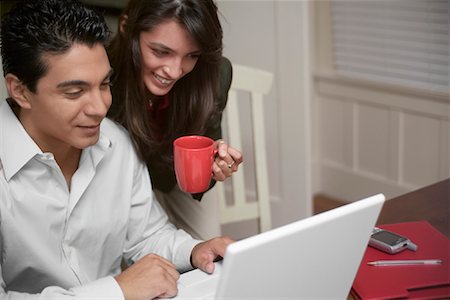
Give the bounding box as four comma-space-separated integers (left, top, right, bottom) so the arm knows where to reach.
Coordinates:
369, 227, 418, 254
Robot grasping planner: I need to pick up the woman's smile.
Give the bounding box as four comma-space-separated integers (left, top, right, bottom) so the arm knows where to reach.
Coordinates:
153, 72, 173, 86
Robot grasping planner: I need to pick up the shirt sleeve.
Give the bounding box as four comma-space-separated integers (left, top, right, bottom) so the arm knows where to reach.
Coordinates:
0, 266, 124, 300
122, 150, 202, 273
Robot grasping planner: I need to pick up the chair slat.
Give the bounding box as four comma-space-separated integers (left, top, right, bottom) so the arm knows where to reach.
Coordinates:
218, 64, 274, 233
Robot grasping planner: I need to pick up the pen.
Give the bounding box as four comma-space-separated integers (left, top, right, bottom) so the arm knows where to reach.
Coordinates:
367, 259, 442, 266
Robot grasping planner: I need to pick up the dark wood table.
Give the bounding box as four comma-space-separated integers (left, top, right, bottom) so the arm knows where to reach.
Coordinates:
376, 178, 449, 238
348, 179, 450, 300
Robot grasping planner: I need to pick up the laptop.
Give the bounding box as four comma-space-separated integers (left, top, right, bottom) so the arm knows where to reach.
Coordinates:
172, 193, 385, 300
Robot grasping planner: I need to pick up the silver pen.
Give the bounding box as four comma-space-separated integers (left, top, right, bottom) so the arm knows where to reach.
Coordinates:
367, 259, 442, 266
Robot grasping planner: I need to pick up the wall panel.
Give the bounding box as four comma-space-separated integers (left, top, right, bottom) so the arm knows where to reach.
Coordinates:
403, 114, 443, 186
358, 104, 391, 179
314, 76, 449, 201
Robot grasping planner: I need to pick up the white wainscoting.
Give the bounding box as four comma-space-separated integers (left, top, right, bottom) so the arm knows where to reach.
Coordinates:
313, 74, 449, 201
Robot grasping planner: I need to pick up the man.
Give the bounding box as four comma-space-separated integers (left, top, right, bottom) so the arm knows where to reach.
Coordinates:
0, 0, 232, 299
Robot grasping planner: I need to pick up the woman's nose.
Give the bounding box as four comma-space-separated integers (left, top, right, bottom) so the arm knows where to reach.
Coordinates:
163, 59, 183, 79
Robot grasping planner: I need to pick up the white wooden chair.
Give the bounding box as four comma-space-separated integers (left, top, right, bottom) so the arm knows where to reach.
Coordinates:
217, 64, 274, 233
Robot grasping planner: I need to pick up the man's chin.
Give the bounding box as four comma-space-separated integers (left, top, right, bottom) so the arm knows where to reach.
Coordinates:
74, 135, 100, 150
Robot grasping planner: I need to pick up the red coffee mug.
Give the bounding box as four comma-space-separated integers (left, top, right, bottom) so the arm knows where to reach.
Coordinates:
173, 135, 217, 193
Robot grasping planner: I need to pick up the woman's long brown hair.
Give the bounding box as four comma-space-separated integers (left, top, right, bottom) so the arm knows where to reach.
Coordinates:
107, 0, 223, 170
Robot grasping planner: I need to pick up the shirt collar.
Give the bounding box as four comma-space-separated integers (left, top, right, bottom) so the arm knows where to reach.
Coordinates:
82, 122, 111, 168
0, 100, 42, 181
0, 100, 112, 181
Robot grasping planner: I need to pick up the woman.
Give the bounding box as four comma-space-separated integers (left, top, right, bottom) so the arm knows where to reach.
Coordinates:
108, 0, 243, 239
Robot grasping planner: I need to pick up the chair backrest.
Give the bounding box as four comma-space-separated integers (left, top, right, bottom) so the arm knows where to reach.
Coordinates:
217, 64, 274, 233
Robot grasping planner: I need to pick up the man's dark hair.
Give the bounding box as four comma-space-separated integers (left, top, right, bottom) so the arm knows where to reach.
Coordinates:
0, 0, 110, 92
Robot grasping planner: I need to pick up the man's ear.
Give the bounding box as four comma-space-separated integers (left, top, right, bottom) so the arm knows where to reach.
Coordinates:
119, 14, 129, 36
4, 74, 32, 109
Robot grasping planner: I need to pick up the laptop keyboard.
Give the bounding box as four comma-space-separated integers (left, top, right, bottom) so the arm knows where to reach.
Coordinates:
173, 262, 222, 299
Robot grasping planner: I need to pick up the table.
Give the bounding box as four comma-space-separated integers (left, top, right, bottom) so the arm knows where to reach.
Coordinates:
376, 178, 449, 238
348, 178, 450, 299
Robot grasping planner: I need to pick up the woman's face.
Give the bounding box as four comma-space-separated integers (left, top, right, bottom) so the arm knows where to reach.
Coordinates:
139, 19, 201, 96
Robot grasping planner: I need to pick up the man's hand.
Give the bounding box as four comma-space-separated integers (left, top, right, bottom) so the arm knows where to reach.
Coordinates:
115, 253, 179, 300
191, 236, 234, 273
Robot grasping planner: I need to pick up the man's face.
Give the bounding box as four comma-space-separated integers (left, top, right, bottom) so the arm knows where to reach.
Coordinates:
20, 43, 112, 152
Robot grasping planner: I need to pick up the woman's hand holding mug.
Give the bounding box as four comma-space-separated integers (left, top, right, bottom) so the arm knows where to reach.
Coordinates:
212, 140, 242, 181
173, 136, 242, 193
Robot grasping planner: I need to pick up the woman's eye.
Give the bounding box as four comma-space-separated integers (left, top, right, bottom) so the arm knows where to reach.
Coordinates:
152, 49, 168, 57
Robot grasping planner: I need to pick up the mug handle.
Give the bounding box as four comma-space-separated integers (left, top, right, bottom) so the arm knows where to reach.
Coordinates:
211, 149, 218, 177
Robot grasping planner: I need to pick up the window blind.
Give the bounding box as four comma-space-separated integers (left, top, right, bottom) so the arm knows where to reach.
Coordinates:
332, 0, 449, 94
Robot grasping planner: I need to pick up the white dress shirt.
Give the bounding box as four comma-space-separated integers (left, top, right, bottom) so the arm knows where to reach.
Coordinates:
0, 100, 201, 299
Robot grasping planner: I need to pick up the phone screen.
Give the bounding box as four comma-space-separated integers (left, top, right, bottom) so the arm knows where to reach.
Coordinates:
372, 230, 407, 246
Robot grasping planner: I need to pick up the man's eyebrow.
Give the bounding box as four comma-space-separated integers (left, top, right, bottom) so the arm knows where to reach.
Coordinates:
56, 79, 88, 89
56, 69, 114, 88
